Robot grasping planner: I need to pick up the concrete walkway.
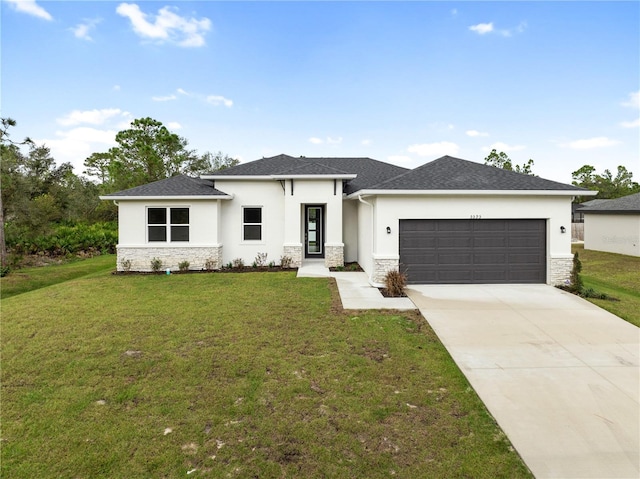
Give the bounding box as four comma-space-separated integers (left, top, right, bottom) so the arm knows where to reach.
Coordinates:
407, 284, 639, 479
297, 261, 415, 310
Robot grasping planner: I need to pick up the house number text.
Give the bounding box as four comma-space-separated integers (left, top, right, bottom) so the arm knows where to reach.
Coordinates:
470, 215, 482, 219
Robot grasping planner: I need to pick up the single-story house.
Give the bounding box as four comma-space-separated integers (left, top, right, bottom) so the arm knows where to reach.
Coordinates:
101, 154, 595, 285
580, 192, 640, 257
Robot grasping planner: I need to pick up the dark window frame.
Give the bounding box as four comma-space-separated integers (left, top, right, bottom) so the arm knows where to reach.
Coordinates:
242, 206, 262, 241
147, 207, 189, 243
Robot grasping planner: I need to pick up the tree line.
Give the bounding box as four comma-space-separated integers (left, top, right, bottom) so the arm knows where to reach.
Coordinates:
0, 117, 238, 274
1, 117, 638, 275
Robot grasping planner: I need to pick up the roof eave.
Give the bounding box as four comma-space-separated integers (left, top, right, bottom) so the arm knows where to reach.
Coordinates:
347, 189, 594, 199
202, 174, 357, 180
99, 195, 234, 201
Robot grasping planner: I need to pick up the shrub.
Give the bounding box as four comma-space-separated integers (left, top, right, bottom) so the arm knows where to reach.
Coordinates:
268, 261, 275, 268
384, 270, 407, 297
150, 257, 163, 272
569, 252, 583, 292
120, 259, 132, 272
280, 255, 293, 269
178, 260, 190, 272
1, 265, 10, 278
204, 258, 217, 271
232, 258, 244, 269
255, 252, 268, 267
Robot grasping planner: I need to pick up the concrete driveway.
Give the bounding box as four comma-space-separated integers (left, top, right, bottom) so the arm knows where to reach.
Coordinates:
406, 284, 639, 479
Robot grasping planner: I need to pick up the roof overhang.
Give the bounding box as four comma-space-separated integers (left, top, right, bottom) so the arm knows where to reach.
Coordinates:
201, 174, 357, 180
99, 195, 234, 201
347, 189, 596, 199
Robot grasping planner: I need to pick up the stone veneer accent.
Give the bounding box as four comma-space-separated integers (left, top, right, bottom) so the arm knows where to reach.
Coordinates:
371, 256, 400, 285
548, 256, 573, 286
324, 244, 344, 268
117, 246, 223, 272
282, 244, 302, 268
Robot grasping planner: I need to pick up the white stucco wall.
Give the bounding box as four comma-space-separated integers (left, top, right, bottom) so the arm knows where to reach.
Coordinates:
359, 194, 574, 285
117, 199, 221, 246
356, 197, 375, 274
342, 199, 359, 263
584, 214, 640, 257
215, 178, 346, 266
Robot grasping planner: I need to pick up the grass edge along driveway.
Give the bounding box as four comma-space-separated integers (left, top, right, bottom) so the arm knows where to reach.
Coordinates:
1, 259, 532, 478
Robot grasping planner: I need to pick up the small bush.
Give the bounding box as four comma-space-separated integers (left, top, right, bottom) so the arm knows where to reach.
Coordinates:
232, 258, 244, 269
280, 256, 293, 269
255, 252, 268, 267
569, 252, 583, 292
385, 270, 407, 297
268, 261, 275, 268
204, 258, 217, 271
178, 260, 190, 272
1, 265, 10, 278
225, 261, 233, 269
120, 259, 132, 272
150, 257, 163, 272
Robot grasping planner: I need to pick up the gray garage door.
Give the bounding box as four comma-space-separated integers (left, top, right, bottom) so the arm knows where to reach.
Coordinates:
399, 219, 546, 284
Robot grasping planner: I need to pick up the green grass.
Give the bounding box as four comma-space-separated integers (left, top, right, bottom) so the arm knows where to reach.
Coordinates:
572, 244, 640, 327
0, 254, 116, 299
1, 261, 532, 478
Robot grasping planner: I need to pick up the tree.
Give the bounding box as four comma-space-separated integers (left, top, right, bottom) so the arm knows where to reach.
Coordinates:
484, 149, 535, 175
0, 118, 33, 271
84, 117, 207, 192
186, 151, 240, 175
571, 164, 640, 202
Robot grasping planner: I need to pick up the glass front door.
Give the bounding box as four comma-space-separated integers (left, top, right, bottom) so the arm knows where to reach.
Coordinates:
305, 206, 324, 257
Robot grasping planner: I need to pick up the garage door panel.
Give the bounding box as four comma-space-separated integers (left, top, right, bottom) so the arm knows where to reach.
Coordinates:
399, 219, 546, 284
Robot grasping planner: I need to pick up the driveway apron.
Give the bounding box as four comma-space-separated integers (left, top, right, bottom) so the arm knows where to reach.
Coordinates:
406, 284, 639, 479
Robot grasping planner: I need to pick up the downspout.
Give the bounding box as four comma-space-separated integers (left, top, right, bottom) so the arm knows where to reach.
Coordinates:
358, 195, 375, 282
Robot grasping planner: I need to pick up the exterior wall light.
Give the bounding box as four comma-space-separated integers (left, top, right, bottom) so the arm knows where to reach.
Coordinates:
386, 226, 391, 234
560, 226, 566, 234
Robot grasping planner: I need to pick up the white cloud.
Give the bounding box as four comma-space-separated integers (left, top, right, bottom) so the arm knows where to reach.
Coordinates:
308, 136, 343, 145
35, 127, 118, 173
57, 108, 128, 126
361, 139, 372, 146
408, 141, 459, 157
5, 0, 52, 21
620, 118, 640, 128
482, 141, 526, 152
177, 88, 189, 95
71, 18, 101, 41
152, 94, 177, 102
466, 129, 489, 137
469, 21, 526, 37
469, 22, 493, 35
622, 90, 639, 109
206, 95, 233, 107
563, 137, 620, 150
116, 3, 211, 47
167, 122, 182, 130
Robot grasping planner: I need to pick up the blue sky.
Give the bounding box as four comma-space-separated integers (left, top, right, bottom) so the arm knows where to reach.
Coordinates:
2, 0, 638, 183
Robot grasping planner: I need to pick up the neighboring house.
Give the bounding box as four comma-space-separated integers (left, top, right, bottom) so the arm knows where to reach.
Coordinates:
101, 154, 595, 285
580, 192, 640, 257
572, 199, 610, 223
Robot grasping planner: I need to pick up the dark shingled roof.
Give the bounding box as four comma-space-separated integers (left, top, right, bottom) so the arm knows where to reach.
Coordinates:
103, 174, 229, 197
209, 154, 409, 195
367, 156, 588, 192
578, 192, 640, 214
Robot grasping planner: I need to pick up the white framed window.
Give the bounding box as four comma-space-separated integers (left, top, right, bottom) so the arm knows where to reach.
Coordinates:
242, 206, 262, 241
147, 207, 189, 242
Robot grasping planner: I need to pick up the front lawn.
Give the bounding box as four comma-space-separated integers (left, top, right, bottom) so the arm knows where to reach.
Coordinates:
572, 244, 640, 327
1, 261, 531, 478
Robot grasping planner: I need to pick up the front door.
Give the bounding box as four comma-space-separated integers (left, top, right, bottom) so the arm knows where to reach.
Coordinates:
305, 205, 324, 258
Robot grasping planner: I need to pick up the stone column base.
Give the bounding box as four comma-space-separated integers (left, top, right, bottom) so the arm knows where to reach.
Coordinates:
282, 243, 303, 268
371, 255, 400, 285
549, 255, 573, 286
324, 243, 344, 268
